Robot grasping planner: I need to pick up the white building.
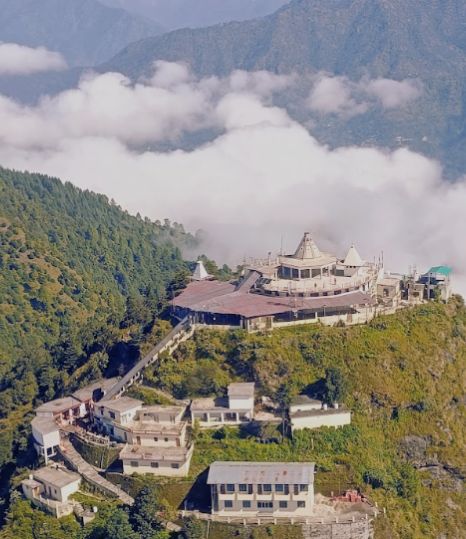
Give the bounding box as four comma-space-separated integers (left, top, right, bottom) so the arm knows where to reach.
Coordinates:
21, 466, 81, 518
95, 397, 193, 477
207, 461, 315, 518
31, 416, 61, 464
289, 396, 351, 433
120, 444, 194, 477
191, 383, 255, 428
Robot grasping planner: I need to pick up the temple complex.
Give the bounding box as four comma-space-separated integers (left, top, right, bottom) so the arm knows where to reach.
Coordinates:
173, 232, 452, 331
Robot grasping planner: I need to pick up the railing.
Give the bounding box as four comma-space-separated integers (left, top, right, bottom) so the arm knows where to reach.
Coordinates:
102, 317, 192, 401
180, 509, 376, 525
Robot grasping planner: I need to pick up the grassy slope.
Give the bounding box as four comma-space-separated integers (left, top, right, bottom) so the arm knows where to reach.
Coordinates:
145, 299, 466, 538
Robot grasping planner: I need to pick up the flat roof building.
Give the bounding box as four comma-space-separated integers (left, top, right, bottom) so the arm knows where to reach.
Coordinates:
191, 383, 255, 428
21, 465, 81, 518
207, 461, 315, 518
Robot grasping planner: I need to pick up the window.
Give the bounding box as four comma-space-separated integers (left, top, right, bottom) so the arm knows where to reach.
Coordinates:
292, 268, 299, 279
224, 500, 233, 509
297, 501, 306, 508
263, 484, 272, 492
242, 501, 251, 508
279, 501, 288, 509
239, 484, 248, 492
130, 461, 139, 467
226, 484, 235, 492
154, 437, 158, 442
109, 411, 116, 419
299, 484, 308, 492
171, 463, 179, 469
301, 269, 310, 279
257, 502, 273, 509
164, 437, 169, 442
150, 462, 159, 468
275, 484, 284, 492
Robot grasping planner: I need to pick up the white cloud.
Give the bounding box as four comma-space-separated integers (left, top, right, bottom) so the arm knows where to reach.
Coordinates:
365, 78, 423, 109
307, 75, 366, 116
307, 74, 423, 116
0, 43, 67, 75
0, 63, 464, 294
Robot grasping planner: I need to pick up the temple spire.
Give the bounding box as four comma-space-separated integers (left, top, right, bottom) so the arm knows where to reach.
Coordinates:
343, 244, 363, 266
192, 260, 211, 281
293, 232, 322, 260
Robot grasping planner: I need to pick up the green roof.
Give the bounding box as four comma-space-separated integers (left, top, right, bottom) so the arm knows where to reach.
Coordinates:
427, 266, 452, 276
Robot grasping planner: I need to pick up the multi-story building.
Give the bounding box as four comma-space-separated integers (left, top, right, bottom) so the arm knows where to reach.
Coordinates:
191, 383, 255, 428
207, 461, 315, 518
31, 378, 118, 463
94, 397, 193, 476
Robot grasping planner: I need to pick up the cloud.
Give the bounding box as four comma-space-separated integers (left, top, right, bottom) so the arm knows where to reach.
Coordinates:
0, 61, 292, 149
0, 63, 464, 294
307, 74, 423, 116
365, 78, 423, 109
307, 75, 367, 116
0, 43, 67, 75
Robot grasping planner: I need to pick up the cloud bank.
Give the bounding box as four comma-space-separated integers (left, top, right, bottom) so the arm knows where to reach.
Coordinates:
0, 43, 67, 75
0, 62, 464, 293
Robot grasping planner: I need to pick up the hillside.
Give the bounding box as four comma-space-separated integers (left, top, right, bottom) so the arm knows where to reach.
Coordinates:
103, 0, 466, 174
0, 0, 164, 67
0, 167, 194, 519
100, 0, 289, 29
140, 300, 466, 538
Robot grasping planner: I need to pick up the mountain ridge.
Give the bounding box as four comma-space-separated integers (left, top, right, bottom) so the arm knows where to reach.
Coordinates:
0, 0, 165, 67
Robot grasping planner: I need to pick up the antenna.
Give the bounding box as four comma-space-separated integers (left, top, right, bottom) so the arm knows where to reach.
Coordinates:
280, 236, 283, 256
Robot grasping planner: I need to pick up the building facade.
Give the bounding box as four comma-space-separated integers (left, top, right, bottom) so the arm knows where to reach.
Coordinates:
191, 383, 255, 428
207, 461, 315, 518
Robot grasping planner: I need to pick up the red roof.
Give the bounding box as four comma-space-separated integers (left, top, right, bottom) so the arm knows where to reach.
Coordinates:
174, 280, 374, 319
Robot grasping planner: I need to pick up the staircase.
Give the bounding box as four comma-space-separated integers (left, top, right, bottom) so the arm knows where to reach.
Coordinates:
59, 436, 134, 505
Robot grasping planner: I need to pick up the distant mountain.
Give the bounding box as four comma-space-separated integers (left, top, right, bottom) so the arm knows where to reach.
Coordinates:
99, 0, 290, 29
0, 0, 164, 67
103, 0, 466, 174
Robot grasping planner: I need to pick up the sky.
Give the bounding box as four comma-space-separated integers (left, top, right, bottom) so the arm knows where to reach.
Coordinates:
0, 46, 464, 292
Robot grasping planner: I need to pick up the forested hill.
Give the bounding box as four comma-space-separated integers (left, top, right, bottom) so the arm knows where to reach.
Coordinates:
103, 0, 466, 174
0, 167, 193, 515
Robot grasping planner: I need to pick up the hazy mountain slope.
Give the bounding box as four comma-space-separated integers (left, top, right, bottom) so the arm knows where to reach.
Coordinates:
0, 0, 164, 66
103, 0, 466, 174
100, 0, 289, 29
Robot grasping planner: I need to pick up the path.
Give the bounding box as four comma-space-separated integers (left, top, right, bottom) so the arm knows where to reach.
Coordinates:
102, 316, 193, 401
59, 436, 134, 505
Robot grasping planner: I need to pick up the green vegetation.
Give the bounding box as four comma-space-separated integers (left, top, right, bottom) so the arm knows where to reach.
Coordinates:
0, 167, 195, 520
143, 299, 466, 538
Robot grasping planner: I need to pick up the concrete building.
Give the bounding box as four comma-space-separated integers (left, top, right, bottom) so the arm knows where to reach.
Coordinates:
94, 397, 193, 476
120, 444, 194, 477
31, 416, 61, 464
191, 383, 255, 428
21, 465, 81, 518
289, 396, 351, 433
31, 378, 120, 462
207, 461, 315, 518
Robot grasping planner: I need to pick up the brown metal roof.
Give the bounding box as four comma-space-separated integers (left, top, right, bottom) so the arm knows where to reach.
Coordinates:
174, 280, 374, 319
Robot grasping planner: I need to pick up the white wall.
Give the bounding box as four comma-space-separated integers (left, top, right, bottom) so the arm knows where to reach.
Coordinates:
229, 396, 254, 411
291, 411, 351, 432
